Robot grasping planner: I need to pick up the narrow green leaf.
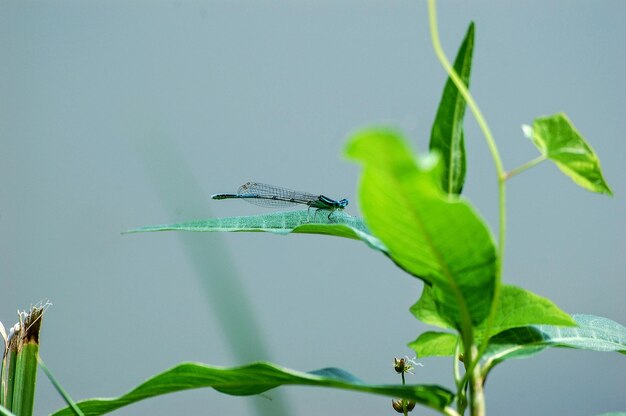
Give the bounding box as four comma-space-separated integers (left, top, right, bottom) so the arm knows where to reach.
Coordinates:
484, 314, 626, 368
346, 128, 496, 328
51, 362, 454, 416
523, 113, 613, 195
429, 22, 474, 195
0, 322, 7, 347
12, 344, 38, 416
408, 332, 458, 358
124, 210, 386, 253
9, 306, 44, 416
37, 356, 84, 416
2, 347, 16, 411
1, 320, 7, 408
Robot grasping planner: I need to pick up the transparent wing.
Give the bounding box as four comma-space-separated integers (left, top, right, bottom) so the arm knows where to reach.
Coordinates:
236, 182, 319, 208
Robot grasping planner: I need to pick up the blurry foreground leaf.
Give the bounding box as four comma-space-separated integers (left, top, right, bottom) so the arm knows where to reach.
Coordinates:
346, 128, 496, 329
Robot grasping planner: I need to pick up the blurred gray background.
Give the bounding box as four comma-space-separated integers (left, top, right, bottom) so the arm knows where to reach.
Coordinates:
1, 1, 624, 415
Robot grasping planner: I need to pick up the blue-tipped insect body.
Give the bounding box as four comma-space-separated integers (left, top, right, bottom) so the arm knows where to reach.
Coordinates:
212, 182, 348, 221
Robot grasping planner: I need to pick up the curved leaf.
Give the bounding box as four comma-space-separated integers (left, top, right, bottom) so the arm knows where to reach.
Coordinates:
523, 113, 613, 195
410, 286, 455, 330
430, 22, 474, 195
484, 314, 626, 369
346, 128, 496, 330
51, 362, 454, 416
124, 210, 386, 253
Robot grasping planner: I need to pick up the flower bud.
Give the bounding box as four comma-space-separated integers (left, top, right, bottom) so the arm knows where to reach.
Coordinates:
392, 399, 416, 413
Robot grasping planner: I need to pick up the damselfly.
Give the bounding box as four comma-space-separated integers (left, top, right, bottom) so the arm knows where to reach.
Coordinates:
211, 182, 348, 221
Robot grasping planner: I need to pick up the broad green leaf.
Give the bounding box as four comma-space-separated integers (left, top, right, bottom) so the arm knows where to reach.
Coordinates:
410, 286, 455, 330
594, 413, 626, 416
408, 332, 458, 358
346, 128, 496, 329
484, 314, 626, 369
474, 285, 576, 338
125, 210, 386, 253
523, 113, 613, 195
430, 22, 474, 195
409, 285, 575, 357
51, 362, 454, 416
412, 284, 574, 335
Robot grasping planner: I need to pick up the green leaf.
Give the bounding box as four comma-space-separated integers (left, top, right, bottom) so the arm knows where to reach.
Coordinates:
346, 128, 496, 329
523, 113, 613, 195
409, 285, 575, 357
410, 286, 455, 330
4, 306, 44, 416
474, 285, 576, 339
429, 22, 474, 195
408, 332, 458, 358
412, 284, 574, 336
0, 404, 16, 416
484, 314, 626, 369
124, 210, 387, 253
50, 362, 454, 416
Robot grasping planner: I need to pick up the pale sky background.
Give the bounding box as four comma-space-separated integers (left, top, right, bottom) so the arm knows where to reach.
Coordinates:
1, 1, 625, 415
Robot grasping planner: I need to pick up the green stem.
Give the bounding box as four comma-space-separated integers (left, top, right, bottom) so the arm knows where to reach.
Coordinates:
469, 347, 485, 416
504, 155, 547, 180
400, 372, 408, 416
453, 340, 467, 414
427, 0, 506, 341
428, 2, 504, 415
427, 1, 505, 178
443, 407, 463, 416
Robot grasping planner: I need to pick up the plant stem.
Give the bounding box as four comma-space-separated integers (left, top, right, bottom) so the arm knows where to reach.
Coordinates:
453, 341, 467, 414
401, 372, 408, 416
504, 155, 547, 180
428, 2, 506, 415
468, 346, 485, 416
443, 407, 463, 416
427, 0, 508, 339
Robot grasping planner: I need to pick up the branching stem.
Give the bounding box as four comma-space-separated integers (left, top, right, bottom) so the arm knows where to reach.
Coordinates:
505, 155, 547, 180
